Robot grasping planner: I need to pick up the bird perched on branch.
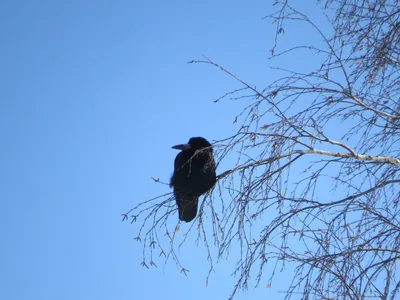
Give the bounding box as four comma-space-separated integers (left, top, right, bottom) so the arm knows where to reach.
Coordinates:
170, 137, 216, 222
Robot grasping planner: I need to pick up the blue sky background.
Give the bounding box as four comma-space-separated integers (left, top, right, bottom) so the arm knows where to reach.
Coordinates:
0, 1, 331, 299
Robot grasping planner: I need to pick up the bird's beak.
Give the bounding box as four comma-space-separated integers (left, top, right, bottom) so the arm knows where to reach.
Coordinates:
172, 143, 191, 150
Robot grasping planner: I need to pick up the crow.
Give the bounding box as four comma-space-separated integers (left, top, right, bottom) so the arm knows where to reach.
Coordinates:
170, 137, 216, 222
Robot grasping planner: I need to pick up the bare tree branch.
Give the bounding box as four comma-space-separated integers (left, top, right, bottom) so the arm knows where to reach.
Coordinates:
126, 1, 400, 299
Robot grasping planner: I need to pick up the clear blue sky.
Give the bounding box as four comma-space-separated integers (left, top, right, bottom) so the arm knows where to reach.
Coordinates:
0, 1, 329, 299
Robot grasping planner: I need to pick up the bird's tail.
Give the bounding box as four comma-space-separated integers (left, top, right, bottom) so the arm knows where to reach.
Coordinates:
175, 191, 199, 222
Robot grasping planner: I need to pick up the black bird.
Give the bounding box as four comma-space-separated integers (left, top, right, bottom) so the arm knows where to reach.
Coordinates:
170, 137, 216, 222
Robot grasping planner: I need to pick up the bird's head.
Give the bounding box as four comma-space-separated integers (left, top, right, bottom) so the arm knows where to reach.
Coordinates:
172, 137, 212, 152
